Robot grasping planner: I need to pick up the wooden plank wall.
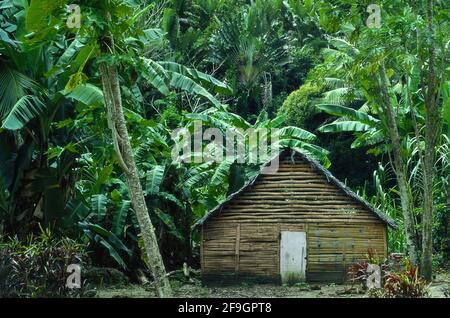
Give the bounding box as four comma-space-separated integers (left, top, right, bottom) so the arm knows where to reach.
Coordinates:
201, 154, 388, 283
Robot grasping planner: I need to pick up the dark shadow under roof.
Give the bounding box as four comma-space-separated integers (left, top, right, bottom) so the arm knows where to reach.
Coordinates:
192, 148, 398, 230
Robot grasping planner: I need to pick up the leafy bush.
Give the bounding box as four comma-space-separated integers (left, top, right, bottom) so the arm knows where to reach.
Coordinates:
277, 82, 324, 129
348, 252, 430, 298
381, 260, 429, 298
0, 228, 91, 298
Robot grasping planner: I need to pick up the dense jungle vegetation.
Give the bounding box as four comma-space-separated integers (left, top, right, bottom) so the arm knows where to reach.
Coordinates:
0, 0, 448, 298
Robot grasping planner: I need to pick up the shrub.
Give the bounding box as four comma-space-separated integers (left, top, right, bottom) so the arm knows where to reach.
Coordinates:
277, 82, 324, 129
347, 252, 430, 298
0, 228, 91, 298
381, 260, 429, 298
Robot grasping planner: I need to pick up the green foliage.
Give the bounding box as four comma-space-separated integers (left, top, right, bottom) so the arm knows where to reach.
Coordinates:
348, 253, 429, 298
278, 82, 324, 129
377, 260, 429, 298
1, 0, 448, 278
0, 228, 90, 298
79, 221, 131, 270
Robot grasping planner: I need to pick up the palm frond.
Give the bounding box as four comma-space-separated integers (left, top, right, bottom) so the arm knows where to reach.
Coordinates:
1, 95, 46, 130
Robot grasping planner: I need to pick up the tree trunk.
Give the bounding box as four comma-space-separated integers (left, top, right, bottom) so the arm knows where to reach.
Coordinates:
420, 0, 439, 282
378, 64, 420, 265
99, 63, 172, 297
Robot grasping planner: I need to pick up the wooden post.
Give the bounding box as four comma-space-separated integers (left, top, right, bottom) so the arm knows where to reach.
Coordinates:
235, 224, 241, 278
200, 225, 204, 270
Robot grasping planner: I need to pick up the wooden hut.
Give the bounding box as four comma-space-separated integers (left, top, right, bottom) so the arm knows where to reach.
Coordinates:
193, 149, 397, 284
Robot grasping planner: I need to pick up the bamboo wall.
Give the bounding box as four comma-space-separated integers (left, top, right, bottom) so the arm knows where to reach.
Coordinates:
201, 154, 388, 283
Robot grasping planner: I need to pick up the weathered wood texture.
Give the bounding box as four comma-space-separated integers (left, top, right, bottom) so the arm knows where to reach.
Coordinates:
201, 154, 388, 283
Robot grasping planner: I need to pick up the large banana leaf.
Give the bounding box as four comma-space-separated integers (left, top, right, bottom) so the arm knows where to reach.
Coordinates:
90, 194, 108, 223
25, 0, 67, 32
319, 121, 372, 133
210, 160, 232, 187
351, 129, 385, 148
140, 58, 170, 95
278, 126, 316, 141
141, 58, 227, 109
277, 139, 330, 167
158, 61, 232, 95
316, 104, 379, 126
185, 113, 233, 131
167, 70, 223, 108
154, 208, 183, 241
146, 165, 165, 195
66, 83, 104, 106
270, 114, 287, 128
79, 221, 131, 270
112, 200, 131, 237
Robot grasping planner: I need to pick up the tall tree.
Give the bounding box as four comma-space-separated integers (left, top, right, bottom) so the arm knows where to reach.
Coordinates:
420, 0, 441, 281
21, 0, 232, 296
98, 6, 171, 294
310, 1, 449, 270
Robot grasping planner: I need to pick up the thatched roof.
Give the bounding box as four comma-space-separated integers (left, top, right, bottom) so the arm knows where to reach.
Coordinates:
192, 148, 398, 230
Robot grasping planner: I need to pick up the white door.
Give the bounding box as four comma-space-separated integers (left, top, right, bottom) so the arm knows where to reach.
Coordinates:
280, 231, 307, 284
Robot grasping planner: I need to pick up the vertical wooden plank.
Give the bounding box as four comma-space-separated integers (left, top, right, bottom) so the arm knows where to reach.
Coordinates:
200, 225, 204, 270
383, 224, 388, 258
235, 223, 241, 275
276, 223, 281, 276
305, 223, 309, 278
342, 236, 347, 283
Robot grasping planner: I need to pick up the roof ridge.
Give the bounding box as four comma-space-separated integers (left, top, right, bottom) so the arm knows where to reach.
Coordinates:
192, 148, 398, 229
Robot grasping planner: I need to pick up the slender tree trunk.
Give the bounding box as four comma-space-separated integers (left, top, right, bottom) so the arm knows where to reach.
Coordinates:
378, 64, 420, 265
420, 0, 439, 282
99, 63, 172, 297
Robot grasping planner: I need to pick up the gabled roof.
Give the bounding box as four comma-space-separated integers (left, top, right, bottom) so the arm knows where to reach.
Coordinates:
192, 148, 398, 229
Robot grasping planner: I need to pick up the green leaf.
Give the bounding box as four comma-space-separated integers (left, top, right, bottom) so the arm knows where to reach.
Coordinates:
316, 104, 379, 126
270, 114, 287, 128
210, 161, 232, 187
167, 70, 223, 108
443, 81, 450, 137
154, 208, 183, 241
0, 63, 42, 117
90, 194, 108, 223
277, 139, 329, 167
26, 0, 66, 32
319, 121, 372, 133
158, 61, 232, 95
79, 221, 131, 269
278, 126, 316, 141
146, 165, 165, 195
1, 95, 45, 130
154, 192, 184, 209
96, 237, 128, 270
140, 58, 170, 95
66, 83, 104, 105
351, 130, 385, 148
56, 38, 86, 68
112, 200, 131, 237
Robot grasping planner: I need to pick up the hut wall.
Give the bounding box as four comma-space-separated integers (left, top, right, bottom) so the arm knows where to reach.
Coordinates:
201, 154, 388, 283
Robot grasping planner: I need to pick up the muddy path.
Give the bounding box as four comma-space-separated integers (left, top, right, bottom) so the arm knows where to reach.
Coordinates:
95, 273, 449, 298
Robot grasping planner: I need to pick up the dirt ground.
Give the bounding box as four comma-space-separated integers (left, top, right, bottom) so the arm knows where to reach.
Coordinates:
95, 272, 449, 298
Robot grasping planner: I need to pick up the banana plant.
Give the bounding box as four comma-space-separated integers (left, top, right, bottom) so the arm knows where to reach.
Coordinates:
178, 107, 329, 218
0, 2, 83, 234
